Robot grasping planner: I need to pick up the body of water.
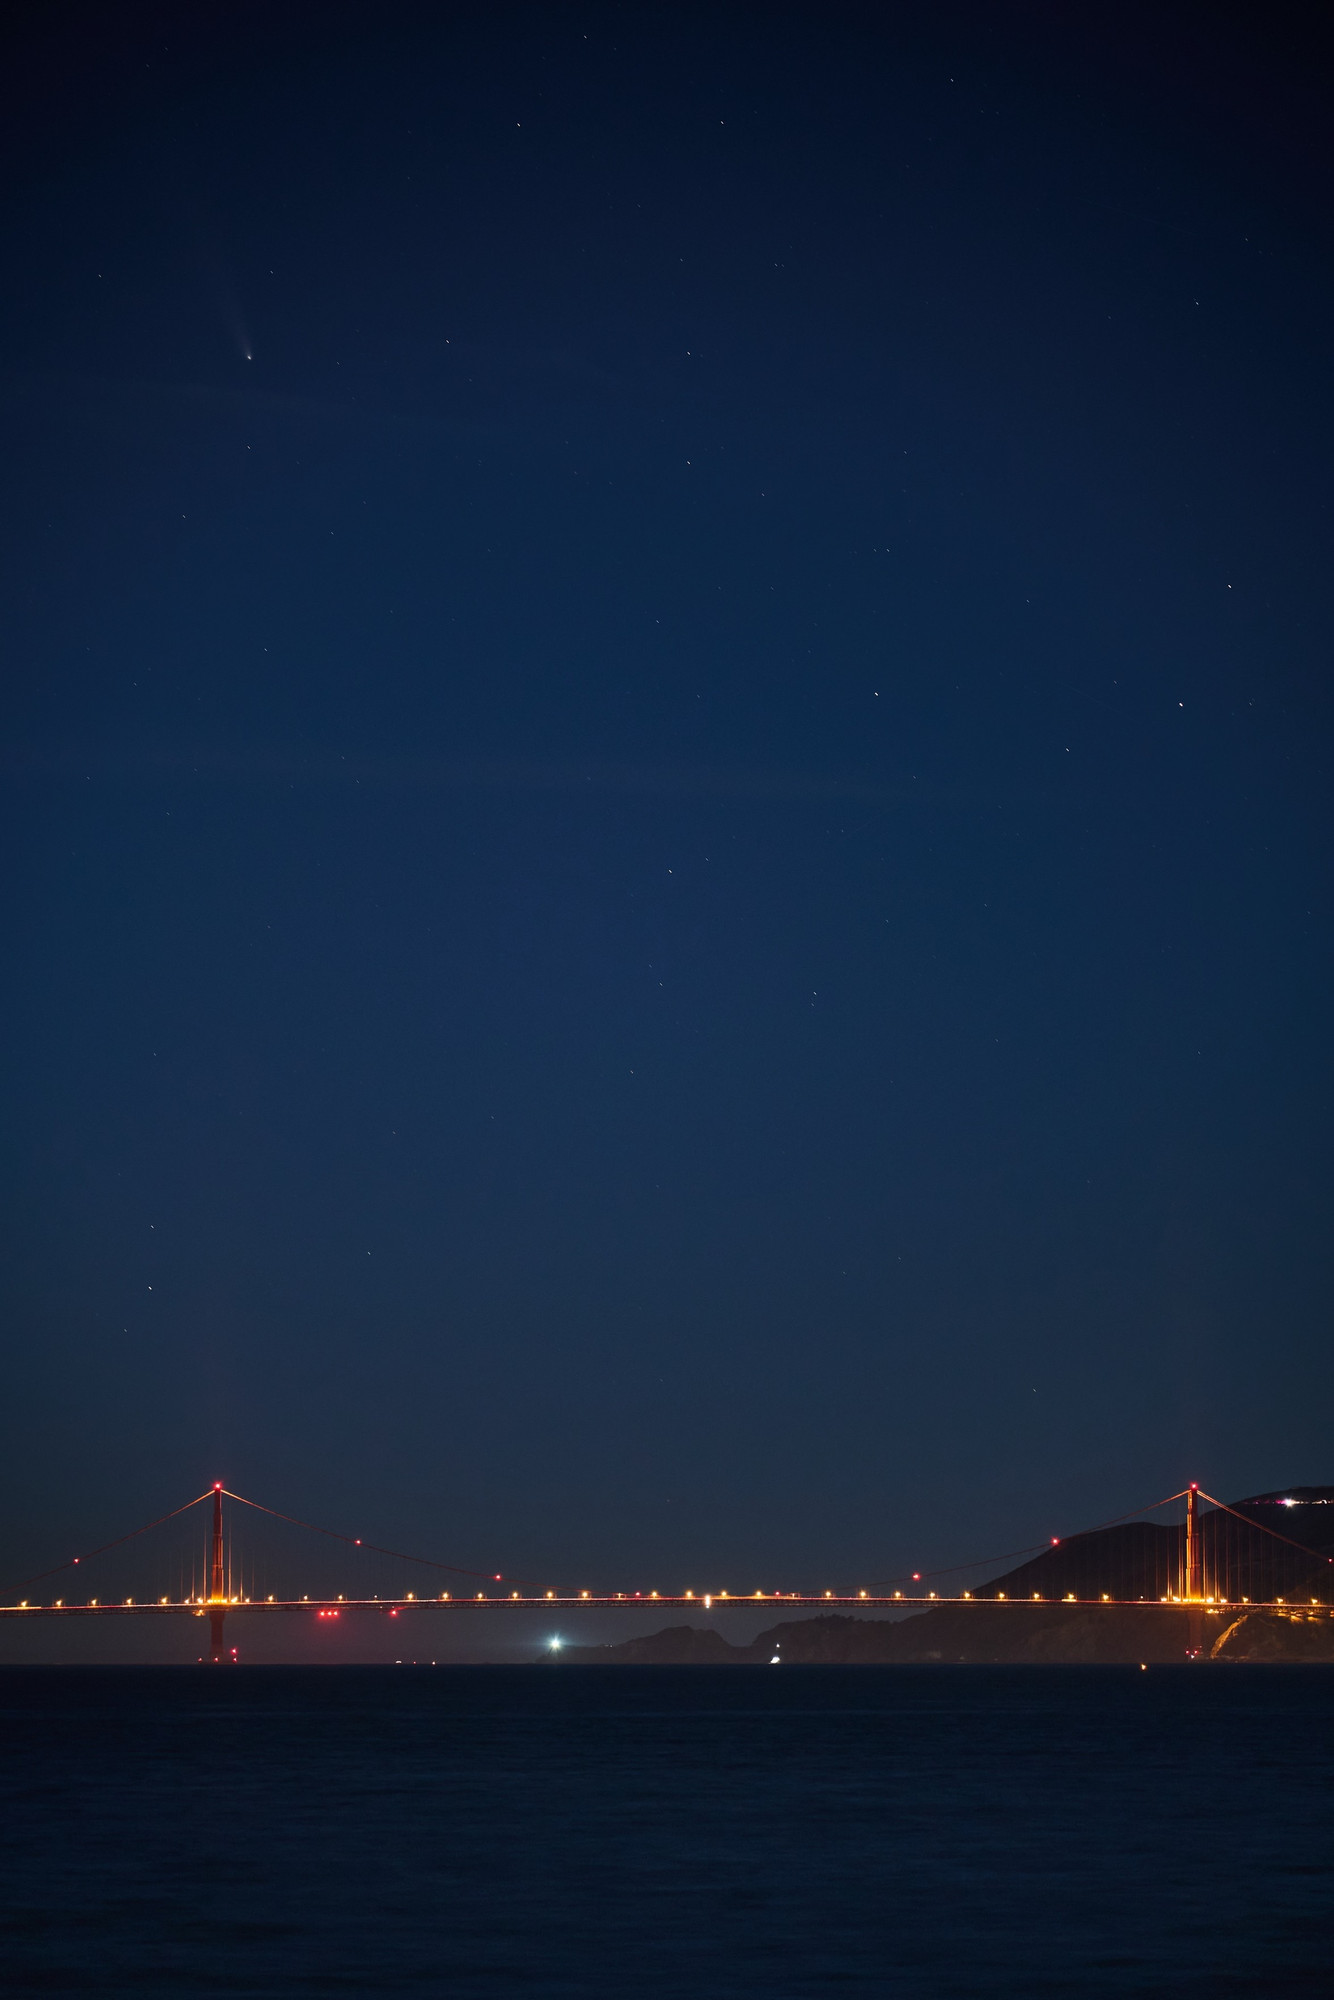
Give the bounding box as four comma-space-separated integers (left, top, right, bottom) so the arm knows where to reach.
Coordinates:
3, 1664, 1331, 1996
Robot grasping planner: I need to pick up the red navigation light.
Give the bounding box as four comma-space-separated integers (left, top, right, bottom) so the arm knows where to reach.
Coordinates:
1051, 1538, 1060, 1546
1190, 1482, 1198, 1491
214, 1482, 223, 1491
494, 1574, 502, 1581
72, 1558, 79, 1565
355, 1539, 361, 1545
912, 1573, 920, 1581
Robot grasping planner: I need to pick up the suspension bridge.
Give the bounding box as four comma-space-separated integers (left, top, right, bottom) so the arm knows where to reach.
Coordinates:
3, 1480, 1331, 1660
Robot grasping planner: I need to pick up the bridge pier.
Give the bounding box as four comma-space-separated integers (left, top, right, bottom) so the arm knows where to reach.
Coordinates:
210, 1606, 226, 1662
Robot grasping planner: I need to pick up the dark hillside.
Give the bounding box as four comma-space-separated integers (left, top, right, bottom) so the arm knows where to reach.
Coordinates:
972, 1523, 1181, 1603
974, 1488, 1334, 1604
553, 1606, 1334, 1665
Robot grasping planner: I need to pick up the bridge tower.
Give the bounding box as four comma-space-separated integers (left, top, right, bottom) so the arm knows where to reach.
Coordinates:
208, 1483, 225, 1662
1183, 1482, 1205, 1659
1184, 1483, 1204, 1600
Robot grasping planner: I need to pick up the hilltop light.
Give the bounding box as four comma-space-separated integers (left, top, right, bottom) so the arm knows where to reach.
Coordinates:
549, 1637, 562, 1651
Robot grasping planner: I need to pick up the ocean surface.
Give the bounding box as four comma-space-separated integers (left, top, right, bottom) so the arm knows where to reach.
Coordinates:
3, 1664, 1332, 1997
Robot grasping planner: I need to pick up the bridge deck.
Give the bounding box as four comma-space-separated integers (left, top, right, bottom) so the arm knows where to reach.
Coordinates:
3, 1594, 1328, 1617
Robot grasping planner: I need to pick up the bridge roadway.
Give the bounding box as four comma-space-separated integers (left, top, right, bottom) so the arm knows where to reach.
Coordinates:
2, 1592, 1325, 1617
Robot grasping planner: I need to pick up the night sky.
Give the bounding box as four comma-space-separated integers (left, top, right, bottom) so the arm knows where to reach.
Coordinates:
3, 3, 1332, 1649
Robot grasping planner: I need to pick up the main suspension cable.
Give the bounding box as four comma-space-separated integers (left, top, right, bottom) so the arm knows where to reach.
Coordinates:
222, 1488, 508, 1585
867, 1488, 1191, 1591
6, 1488, 216, 1596
1197, 1490, 1334, 1567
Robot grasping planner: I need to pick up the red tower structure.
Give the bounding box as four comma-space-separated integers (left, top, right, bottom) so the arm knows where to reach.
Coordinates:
1184, 1483, 1204, 1600
1183, 1482, 1205, 1659
209, 1483, 226, 1662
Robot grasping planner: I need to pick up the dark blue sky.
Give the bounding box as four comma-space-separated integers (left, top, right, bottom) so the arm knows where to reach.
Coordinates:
3, 2, 1332, 1613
